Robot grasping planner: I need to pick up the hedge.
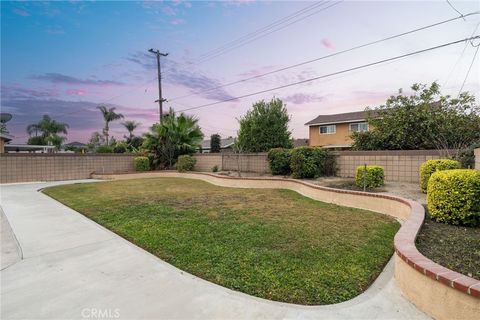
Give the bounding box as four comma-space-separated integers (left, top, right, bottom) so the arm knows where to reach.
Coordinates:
420, 159, 461, 193
267, 148, 292, 175
134, 156, 150, 172
290, 147, 335, 179
177, 155, 196, 172
427, 169, 480, 226
355, 165, 384, 189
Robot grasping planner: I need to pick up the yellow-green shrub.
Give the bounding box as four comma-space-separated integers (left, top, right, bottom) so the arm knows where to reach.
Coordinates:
420, 159, 460, 193
427, 169, 480, 226
177, 155, 196, 172
355, 165, 384, 189
134, 156, 150, 171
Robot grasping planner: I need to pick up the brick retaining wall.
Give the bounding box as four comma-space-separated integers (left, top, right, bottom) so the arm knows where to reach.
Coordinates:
0, 154, 135, 184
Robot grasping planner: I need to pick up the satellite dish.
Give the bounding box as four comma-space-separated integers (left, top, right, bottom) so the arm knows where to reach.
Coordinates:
0, 113, 12, 123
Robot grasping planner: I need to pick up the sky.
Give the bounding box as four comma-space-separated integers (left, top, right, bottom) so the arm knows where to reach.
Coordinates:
1, 0, 480, 144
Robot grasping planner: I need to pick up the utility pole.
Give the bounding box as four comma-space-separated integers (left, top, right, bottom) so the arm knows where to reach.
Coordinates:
148, 48, 168, 123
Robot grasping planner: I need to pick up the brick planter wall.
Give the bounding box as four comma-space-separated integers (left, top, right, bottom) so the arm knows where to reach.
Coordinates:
0, 154, 135, 184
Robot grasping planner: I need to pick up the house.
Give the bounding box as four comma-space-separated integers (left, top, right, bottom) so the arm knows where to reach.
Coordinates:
305, 111, 370, 149
0, 132, 13, 153
199, 137, 235, 153
293, 138, 309, 148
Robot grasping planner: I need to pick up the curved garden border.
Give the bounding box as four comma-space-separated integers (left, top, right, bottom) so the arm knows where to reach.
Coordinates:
92, 171, 479, 319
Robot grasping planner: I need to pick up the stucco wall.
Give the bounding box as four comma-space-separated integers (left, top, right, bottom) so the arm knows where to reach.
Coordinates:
0, 154, 135, 184
309, 123, 353, 147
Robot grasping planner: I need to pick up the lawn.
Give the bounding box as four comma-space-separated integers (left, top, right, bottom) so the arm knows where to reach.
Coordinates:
43, 177, 400, 305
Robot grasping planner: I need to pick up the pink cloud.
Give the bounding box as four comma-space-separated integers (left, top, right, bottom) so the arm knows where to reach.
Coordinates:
321, 38, 334, 50
66, 89, 86, 96
162, 6, 176, 16
12, 8, 30, 17
171, 18, 186, 25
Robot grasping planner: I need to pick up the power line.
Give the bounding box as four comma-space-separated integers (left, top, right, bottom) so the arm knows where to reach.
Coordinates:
457, 42, 480, 95
443, 20, 480, 87
176, 36, 480, 113
196, 1, 329, 61
169, 12, 480, 102
193, 1, 343, 65
446, 0, 465, 20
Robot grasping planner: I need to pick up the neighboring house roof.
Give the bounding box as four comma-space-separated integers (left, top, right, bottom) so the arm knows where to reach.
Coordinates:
65, 141, 87, 147
305, 110, 368, 126
5, 144, 56, 152
201, 137, 235, 150
293, 138, 309, 147
0, 132, 14, 142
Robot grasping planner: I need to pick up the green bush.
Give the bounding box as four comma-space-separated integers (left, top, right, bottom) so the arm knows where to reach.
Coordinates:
96, 145, 113, 153
134, 156, 150, 172
355, 165, 385, 189
177, 155, 196, 172
427, 169, 480, 226
113, 143, 127, 154
268, 148, 292, 175
290, 147, 335, 179
420, 159, 461, 193
212, 165, 219, 173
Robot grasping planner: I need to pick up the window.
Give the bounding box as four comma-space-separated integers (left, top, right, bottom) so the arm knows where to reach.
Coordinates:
349, 122, 369, 132
319, 125, 336, 134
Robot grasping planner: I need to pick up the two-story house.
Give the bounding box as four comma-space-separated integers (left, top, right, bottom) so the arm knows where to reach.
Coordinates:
305, 111, 370, 149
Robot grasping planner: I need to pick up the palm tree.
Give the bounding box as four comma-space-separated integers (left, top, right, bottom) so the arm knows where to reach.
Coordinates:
122, 120, 140, 139
97, 105, 124, 145
26, 115, 69, 148
143, 108, 203, 168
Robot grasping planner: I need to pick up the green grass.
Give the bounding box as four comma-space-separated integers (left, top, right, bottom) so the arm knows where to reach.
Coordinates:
43, 178, 400, 305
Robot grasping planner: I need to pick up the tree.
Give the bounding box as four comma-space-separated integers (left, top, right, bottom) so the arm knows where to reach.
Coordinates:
87, 131, 105, 151
236, 98, 293, 152
351, 82, 480, 154
210, 134, 221, 153
143, 108, 204, 168
122, 120, 140, 139
97, 105, 124, 145
26, 115, 69, 148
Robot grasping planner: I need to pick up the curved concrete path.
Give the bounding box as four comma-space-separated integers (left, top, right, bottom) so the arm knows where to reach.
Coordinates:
0, 180, 429, 319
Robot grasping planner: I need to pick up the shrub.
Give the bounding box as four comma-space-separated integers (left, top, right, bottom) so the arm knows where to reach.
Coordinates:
420, 159, 461, 193
268, 148, 292, 175
113, 143, 127, 154
212, 165, 219, 173
355, 165, 384, 189
134, 156, 150, 172
177, 155, 196, 172
427, 169, 480, 226
96, 145, 113, 153
290, 147, 335, 179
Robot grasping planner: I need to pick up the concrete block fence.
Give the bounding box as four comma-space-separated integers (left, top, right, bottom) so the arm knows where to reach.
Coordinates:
0, 149, 466, 184
193, 150, 457, 183
0, 154, 135, 184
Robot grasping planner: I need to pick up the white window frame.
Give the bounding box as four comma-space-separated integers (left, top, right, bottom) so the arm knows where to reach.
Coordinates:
319, 124, 336, 135
349, 122, 369, 133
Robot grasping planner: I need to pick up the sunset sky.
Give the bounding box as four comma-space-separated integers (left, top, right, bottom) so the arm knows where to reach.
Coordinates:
1, 0, 479, 144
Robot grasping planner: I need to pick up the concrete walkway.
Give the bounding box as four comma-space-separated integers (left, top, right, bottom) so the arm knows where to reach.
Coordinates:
0, 180, 429, 319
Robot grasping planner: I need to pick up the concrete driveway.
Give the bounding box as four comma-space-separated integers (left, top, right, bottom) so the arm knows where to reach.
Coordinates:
0, 180, 429, 319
